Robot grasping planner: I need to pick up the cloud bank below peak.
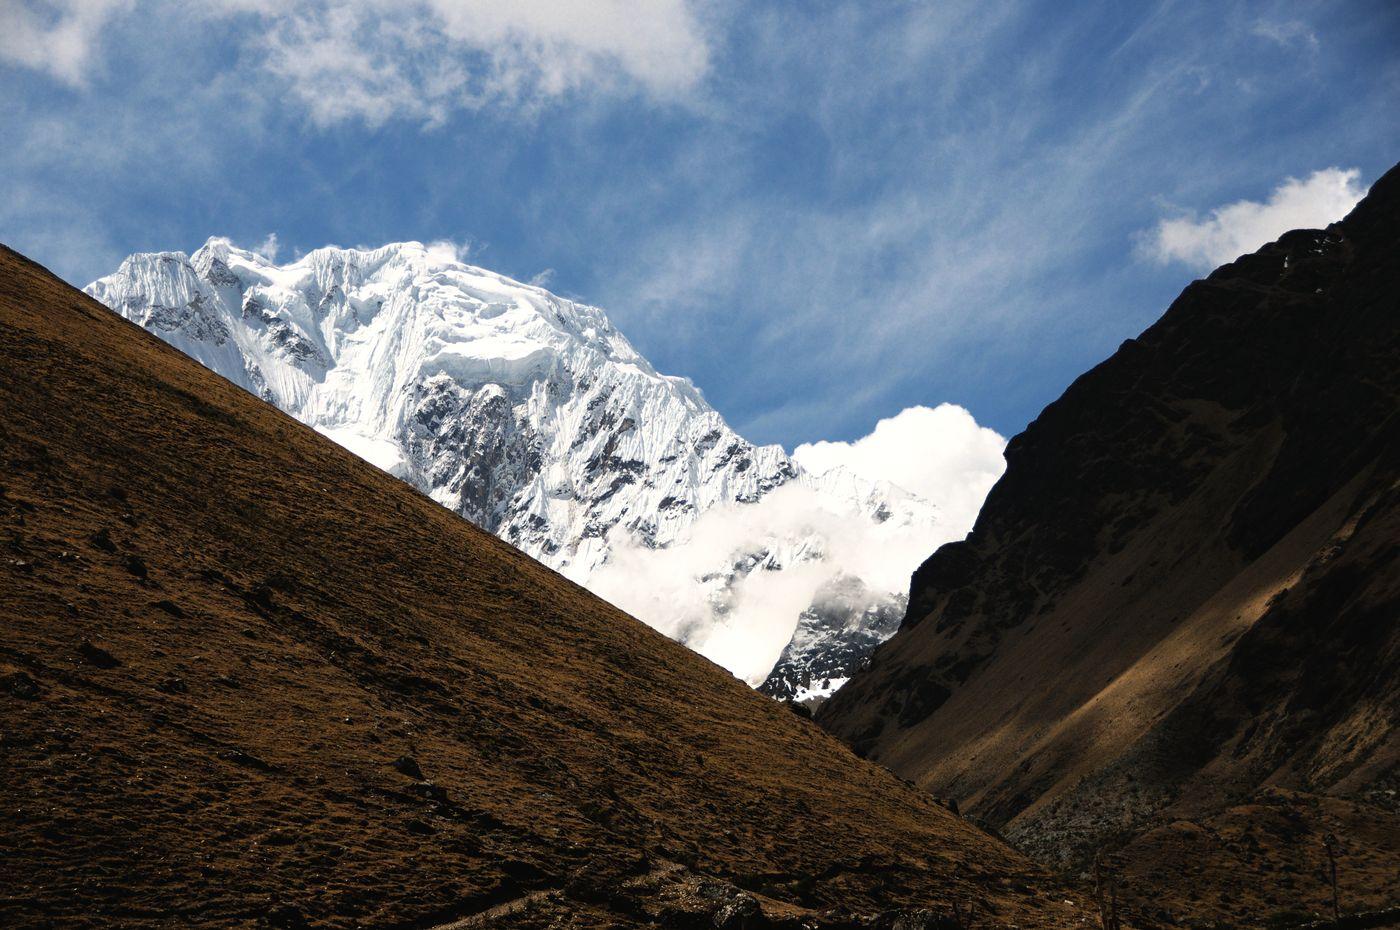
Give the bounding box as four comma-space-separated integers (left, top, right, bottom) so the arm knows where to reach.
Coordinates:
794, 404, 1007, 535
583, 403, 1008, 685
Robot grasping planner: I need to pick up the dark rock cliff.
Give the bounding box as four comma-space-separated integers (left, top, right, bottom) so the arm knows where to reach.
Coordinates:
819, 163, 1400, 926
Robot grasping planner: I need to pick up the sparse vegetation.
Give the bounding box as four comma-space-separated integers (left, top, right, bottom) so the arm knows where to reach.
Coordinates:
1094, 855, 1122, 930
1324, 833, 1340, 924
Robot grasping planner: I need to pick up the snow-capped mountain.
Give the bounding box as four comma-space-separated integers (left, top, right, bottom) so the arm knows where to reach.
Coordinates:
86, 238, 940, 687
759, 575, 906, 705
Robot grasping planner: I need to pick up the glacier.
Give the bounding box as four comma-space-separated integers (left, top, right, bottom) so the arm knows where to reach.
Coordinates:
86, 238, 944, 690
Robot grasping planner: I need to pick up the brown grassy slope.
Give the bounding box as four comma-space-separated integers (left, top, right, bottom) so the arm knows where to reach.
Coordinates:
818, 164, 1400, 926
0, 245, 1092, 929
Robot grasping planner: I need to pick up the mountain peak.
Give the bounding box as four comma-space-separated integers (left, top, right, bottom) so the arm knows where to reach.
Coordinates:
86, 238, 940, 688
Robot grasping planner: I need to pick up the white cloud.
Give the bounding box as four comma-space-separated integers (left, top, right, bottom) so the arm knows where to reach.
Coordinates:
0, 0, 133, 86
583, 481, 950, 686
1252, 19, 1320, 54
1142, 167, 1367, 270
228, 0, 710, 127
3, 0, 710, 126
425, 238, 472, 264
424, 0, 709, 95
581, 403, 1006, 685
253, 232, 279, 260
793, 404, 1007, 535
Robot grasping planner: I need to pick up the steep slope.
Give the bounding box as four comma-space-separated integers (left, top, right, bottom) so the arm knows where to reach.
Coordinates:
84, 240, 939, 687
0, 244, 1088, 928
819, 164, 1400, 926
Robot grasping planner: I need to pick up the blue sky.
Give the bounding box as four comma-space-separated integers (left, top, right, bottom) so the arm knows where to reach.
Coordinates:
3, 0, 1397, 449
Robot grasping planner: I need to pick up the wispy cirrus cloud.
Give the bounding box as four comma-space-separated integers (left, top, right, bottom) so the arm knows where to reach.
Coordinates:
1251, 18, 1320, 53
3, 0, 711, 126
248, 0, 711, 127
1140, 167, 1367, 270
591, 2, 1232, 442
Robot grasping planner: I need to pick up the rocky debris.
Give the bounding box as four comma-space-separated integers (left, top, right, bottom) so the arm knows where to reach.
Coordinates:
407, 780, 450, 803
218, 748, 275, 772
563, 850, 651, 904
123, 553, 148, 580
869, 909, 942, 930
707, 884, 762, 928
616, 869, 772, 929
1, 670, 41, 699
77, 639, 121, 669
392, 754, 425, 780
156, 676, 188, 694
595, 866, 995, 930
480, 860, 1009, 930
89, 527, 116, 552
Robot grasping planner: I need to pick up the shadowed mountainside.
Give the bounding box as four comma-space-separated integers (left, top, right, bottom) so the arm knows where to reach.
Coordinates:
0, 244, 1089, 928
819, 163, 1400, 928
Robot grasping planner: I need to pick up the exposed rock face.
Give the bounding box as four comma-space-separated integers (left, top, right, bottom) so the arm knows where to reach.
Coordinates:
819, 163, 1400, 925
84, 239, 940, 687
760, 575, 906, 705
0, 243, 1090, 929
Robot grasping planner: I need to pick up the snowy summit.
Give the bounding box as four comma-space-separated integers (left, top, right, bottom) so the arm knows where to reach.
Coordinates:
87, 237, 945, 692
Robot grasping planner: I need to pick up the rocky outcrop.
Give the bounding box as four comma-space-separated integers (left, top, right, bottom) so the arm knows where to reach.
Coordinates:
760, 575, 905, 705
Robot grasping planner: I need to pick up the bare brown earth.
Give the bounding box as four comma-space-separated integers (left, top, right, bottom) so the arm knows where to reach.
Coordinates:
818, 163, 1400, 928
0, 244, 1103, 928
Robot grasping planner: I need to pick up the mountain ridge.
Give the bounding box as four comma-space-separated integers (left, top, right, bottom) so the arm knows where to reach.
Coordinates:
818, 163, 1400, 927
0, 241, 1086, 928
85, 236, 945, 688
